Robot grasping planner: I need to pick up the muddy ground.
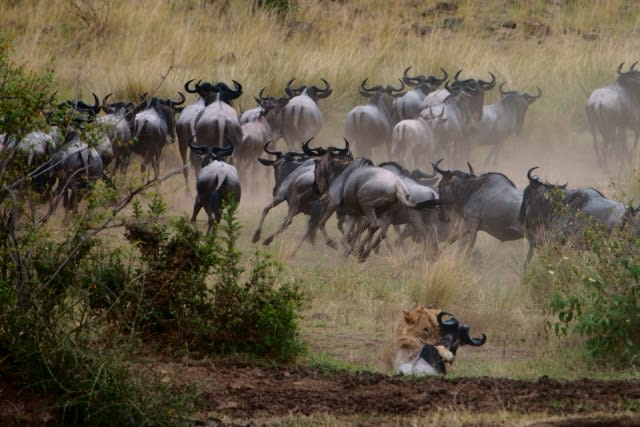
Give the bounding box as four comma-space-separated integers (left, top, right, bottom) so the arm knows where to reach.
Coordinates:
166, 359, 640, 426
4, 358, 640, 426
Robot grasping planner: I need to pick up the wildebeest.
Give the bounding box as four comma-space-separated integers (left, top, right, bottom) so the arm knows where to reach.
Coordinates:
390, 106, 448, 169
586, 62, 640, 171
132, 92, 185, 179
279, 78, 332, 151
252, 140, 350, 246
344, 78, 406, 159
519, 167, 628, 263
421, 71, 496, 166
189, 80, 243, 180
394, 67, 448, 121
385, 305, 486, 376
239, 88, 289, 142
189, 141, 241, 234
98, 94, 146, 173
29, 132, 104, 219
470, 83, 541, 166
298, 149, 440, 261
433, 161, 523, 255
235, 90, 289, 189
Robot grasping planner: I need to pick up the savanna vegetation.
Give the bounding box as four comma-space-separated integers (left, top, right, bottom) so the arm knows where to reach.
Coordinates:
2, 0, 640, 425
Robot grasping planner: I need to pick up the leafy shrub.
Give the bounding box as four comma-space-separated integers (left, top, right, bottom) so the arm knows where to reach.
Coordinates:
525, 222, 640, 366
122, 197, 307, 361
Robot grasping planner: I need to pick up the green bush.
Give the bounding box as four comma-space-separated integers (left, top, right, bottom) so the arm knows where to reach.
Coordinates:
122, 197, 307, 361
526, 223, 640, 367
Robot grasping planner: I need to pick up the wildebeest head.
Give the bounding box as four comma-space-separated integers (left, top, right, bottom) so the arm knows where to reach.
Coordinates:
189, 139, 234, 167
518, 166, 568, 225
498, 83, 542, 135
255, 88, 290, 113
432, 159, 477, 222
445, 71, 496, 123
402, 66, 448, 94
284, 78, 333, 101
309, 138, 355, 195
187, 79, 243, 106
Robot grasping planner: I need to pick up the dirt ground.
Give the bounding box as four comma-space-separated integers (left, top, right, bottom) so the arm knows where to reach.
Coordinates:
4, 357, 640, 426
151, 358, 640, 426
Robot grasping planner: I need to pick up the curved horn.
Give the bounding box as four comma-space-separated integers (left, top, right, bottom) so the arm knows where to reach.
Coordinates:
467, 162, 475, 175
631, 61, 639, 71
478, 72, 496, 90
437, 311, 459, 328
339, 138, 350, 154
527, 166, 540, 182
285, 78, 305, 96
389, 79, 406, 93
432, 158, 449, 175
302, 138, 323, 156
402, 66, 422, 85
435, 68, 448, 84
453, 69, 463, 83
263, 140, 282, 157
90, 92, 101, 114
499, 82, 509, 96
188, 136, 211, 153
361, 78, 383, 93
170, 91, 186, 106
231, 80, 243, 95
313, 78, 333, 99
184, 79, 199, 94
525, 87, 542, 103
102, 93, 114, 114
460, 328, 487, 346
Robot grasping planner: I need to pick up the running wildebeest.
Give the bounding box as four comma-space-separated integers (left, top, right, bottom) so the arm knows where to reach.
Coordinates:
186, 80, 243, 183
586, 62, 640, 171
132, 92, 185, 179
394, 67, 448, 121
420, 71, 496, 167
189, 141, 241, 234
252, 140, 351, 247
297, 148, 439, 261
470, 83, 541, 167
519, 167, 628, 263
279, 78, 332, 151
345, 78, 406, 159
432, 160, 523, 256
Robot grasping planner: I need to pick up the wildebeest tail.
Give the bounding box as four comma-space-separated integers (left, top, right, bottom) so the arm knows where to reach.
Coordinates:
306, 199, 324, 245
413, 199, 439, 209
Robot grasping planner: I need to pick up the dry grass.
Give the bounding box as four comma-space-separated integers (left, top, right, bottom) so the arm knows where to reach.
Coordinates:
4, 0, 640, 383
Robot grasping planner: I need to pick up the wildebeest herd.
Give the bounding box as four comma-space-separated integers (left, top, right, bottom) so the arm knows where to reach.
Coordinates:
2, 62, 640, 266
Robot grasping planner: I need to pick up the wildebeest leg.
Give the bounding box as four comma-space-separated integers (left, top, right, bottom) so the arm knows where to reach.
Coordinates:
339, 216, 360, 255
360, 217, 390, 262
289, 201, 338, 257
525, 240, 536, 266
206, 192, 222, 234
191, 195, 202, 224
318, 223, 337, 249
263, 202, 300, 245
252, 196, 286, 243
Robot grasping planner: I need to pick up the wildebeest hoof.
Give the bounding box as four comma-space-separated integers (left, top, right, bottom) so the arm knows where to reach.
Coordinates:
326, 239, 337, 249
252, 230, 261, 243
263, 236, 274, 245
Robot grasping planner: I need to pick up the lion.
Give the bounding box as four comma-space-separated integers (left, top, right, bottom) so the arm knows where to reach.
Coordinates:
384, 305, 487, 376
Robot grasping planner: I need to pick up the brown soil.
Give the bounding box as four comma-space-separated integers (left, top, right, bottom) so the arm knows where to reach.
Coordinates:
156, 359, 640, 426
3, 359, 639, 427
